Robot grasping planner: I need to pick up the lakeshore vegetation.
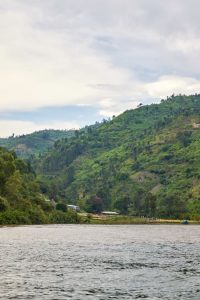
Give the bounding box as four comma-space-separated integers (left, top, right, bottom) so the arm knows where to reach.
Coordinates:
1, 94, 200, 224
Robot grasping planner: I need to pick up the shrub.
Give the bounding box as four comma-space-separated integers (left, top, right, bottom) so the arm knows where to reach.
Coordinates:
49, 210, 80, 224
0, 210, 31, 225
28, 207, 48, 224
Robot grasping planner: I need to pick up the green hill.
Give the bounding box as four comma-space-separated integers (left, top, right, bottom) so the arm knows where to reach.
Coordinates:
0, 129, 75, 158
35, 95, 200, 220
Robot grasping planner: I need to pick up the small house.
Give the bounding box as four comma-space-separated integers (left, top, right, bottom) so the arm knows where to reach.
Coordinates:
101, 211, 119, 216
67, 204, 80, 212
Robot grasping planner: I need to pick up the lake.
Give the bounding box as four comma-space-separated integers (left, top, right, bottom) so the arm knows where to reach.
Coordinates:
0, 225, 199, 299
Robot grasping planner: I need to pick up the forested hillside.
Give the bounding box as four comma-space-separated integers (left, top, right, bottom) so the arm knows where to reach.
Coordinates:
35, 95, 200, 220
0, 129, 75, 158
0, 147, 79, 224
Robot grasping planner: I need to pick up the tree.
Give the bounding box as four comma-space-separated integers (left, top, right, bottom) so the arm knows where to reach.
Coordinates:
56, 202, 68, 212
0, 196, 9, 212
86, 195, 103, 213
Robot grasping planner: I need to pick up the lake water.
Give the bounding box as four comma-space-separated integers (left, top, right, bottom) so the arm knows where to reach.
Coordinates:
0, 225, 199, 300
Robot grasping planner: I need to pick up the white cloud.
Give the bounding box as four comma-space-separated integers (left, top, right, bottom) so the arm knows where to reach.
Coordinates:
0, 2, 137, 112
99, 109, 122, 118
0, 0, 200, 133
0, 120, 79, 138
146, 75, 200, 99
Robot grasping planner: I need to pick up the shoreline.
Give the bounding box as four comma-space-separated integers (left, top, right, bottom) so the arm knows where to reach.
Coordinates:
0, 214, 199, 226
80, 213, 200, 225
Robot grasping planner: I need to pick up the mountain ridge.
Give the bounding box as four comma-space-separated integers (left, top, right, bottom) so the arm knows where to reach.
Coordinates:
33, 94, 200, 220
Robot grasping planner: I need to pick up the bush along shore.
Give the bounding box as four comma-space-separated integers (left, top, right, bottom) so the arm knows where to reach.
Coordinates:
0, 209, 81, 225
1, 208, 199, 226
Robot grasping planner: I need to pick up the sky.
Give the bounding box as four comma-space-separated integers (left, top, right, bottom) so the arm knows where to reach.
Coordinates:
0, 0, 200, 137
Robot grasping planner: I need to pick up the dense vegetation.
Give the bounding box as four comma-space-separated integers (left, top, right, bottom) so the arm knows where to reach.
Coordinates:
0, 147, 80, 224
33, 95, 200, 220
0, 129, 75, 158
1, 94, 200, 223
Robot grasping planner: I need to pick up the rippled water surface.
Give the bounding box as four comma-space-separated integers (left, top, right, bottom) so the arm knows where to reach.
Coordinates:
0, 225, 200, 299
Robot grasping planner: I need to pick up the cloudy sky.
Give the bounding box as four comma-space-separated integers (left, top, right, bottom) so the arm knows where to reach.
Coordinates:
0, 0, 200, 137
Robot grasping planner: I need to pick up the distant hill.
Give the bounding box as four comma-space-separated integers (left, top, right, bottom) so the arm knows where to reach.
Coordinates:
35, 95, 200, 220
0, 129, 75, 158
